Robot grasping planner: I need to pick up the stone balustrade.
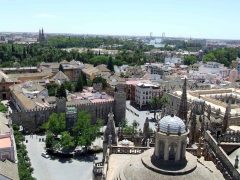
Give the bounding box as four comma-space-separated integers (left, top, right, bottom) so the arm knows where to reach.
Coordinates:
93, 162, 104, 176
221, 131, 240, 143
110, 146, 150, 155
205, 131, 240, 179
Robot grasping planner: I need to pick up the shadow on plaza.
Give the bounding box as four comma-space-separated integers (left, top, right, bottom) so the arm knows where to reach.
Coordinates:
74, 154, 99, 162
49, 153, 99, 163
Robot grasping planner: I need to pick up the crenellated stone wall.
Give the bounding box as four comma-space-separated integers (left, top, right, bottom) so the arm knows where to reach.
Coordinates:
10, 92, 126, 132
10, 106, 56, 132
72, 100, 114, 124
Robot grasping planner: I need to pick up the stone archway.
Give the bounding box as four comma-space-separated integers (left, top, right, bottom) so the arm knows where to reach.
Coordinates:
168, 143, 177, 160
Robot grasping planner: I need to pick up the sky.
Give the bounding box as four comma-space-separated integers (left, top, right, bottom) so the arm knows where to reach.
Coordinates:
1, 0, 240, 39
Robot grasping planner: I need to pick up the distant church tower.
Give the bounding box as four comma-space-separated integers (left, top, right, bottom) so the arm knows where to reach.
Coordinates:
38, 28, 46, 43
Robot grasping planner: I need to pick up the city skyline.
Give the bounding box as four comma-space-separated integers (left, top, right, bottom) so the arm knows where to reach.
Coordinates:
1, 0, 240, 39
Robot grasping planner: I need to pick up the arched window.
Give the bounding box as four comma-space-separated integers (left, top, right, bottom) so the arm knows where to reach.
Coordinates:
168, 143, 177, 160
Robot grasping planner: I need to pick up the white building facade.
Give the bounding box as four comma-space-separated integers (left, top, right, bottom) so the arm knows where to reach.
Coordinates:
135, 83, 161, 109
198, 62, 230, 78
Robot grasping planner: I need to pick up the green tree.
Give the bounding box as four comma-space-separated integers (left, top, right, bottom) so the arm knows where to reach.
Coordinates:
63, 81, 73, 92
149, 96, 160, 120
203, 52, 215, 62
82, 73, 87, 86
59, 64, 64, 72
120, 119, 135, 135
56, 84, 67, 98
159, 94, 169, 108
89, 55, 108, 66
0, 102, 7, 113
132, 120, 139, 133
75, 74, 83, 92
122, 125, 134, 135
73, 111, 102, 148
44, 113, 66, 135
11, 44, 15, 53
13, 125, 36, 180
60, 131, 74, 150
107, 56, 114, 72
92, 76, 107, 89
47, 83, 59, 96
149, 94, 169, 119
45, 131, 55, 149
183, 55, 197, 65
58, 113, 66, 132
23, 47, 27, 59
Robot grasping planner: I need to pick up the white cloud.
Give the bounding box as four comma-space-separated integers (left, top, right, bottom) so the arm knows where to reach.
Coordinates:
35, 13, 57, 19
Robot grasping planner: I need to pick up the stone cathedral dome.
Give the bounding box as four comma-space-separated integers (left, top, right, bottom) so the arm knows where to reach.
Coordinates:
159, 114, 186, 134
105, 114, 224, 180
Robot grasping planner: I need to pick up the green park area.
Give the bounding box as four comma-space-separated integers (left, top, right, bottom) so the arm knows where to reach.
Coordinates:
43, 111, 102, 153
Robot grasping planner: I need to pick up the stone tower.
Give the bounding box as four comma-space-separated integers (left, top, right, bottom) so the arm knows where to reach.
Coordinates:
38, 29, 42, 42
38, 28, 46, 43
113, 83, 126, 126
56, 97, 66, 113
177, 78, 188, 123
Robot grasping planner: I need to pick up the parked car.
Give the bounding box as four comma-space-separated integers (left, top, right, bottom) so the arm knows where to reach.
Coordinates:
41, 152, 50, 158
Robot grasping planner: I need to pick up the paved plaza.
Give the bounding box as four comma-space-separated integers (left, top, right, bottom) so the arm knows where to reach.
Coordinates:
126, 101, 156, 130
23, 101, 156, 180
25, 135, 102, 180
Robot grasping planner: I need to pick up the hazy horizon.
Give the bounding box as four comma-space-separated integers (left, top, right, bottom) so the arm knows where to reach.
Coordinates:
1, 0, 240, 40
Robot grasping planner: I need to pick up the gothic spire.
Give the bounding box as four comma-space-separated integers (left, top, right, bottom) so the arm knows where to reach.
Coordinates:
38, 29, 42, 42
189, 110, 196, 145
143, 117, 150, 140
222, 101, 231, 133
177, 78, 188, 123
104, 111, 117, 145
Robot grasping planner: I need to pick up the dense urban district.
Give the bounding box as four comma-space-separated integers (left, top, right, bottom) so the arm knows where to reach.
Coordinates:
1, 30, 240, 180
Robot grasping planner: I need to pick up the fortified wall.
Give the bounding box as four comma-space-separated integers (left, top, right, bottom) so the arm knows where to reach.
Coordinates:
10, 88, 126, 132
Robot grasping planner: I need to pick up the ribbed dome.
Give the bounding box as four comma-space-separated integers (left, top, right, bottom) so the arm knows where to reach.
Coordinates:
159, 115, 186, 134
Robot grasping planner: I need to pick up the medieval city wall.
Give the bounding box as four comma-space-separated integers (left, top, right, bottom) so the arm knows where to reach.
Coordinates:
10, 92, 126, 132
72, 100, 114, 124
10, 106, 56, 132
